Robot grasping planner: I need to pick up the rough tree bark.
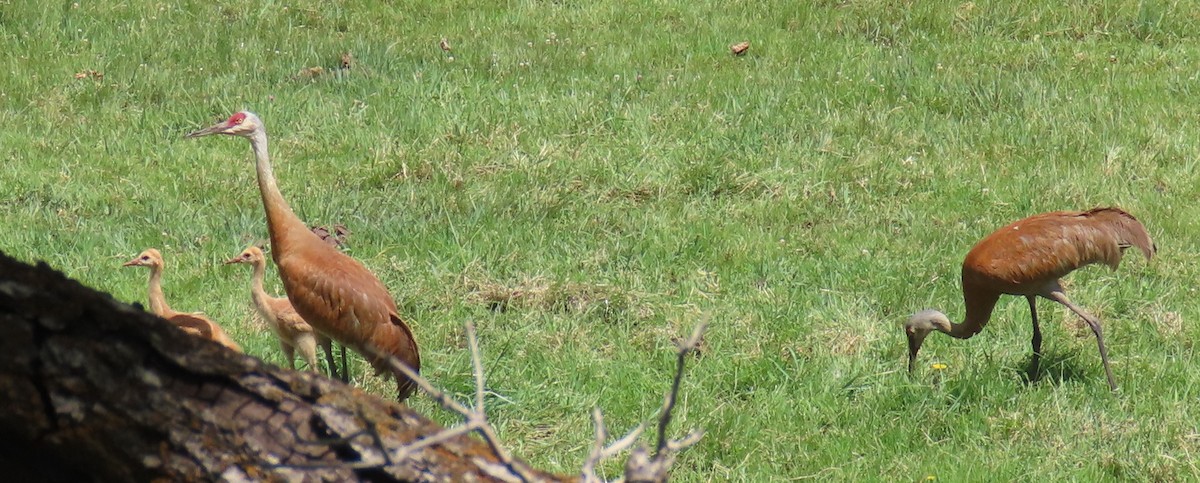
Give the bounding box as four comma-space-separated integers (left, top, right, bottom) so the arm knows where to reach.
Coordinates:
0, 251, 570, 482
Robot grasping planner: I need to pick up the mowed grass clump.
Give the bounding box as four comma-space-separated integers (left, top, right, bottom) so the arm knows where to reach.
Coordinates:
4, 0, 1200, 480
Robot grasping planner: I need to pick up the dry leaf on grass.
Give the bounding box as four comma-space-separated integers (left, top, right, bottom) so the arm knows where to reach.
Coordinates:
74, 69, 103, 80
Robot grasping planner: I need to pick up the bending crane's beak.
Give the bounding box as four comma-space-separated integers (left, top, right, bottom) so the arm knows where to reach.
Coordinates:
185, 121, 230, 138
222, 256, 242, 265
122, 257, 140, 267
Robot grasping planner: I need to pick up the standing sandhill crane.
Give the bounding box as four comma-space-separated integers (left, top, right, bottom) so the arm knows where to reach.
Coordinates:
187, 111, 420, 401
225, 245, 340, 376
905, 207, 1154, 391
123, 248, 243, 352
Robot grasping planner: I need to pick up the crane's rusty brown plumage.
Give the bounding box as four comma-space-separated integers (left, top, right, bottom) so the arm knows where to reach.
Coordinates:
188, 112, 420, 401
122, 248, 243, 352
905, 207, 1154, 391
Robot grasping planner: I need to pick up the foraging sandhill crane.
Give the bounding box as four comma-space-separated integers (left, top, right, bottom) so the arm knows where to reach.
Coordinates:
187, 111, 420, 401
905, 207, 1154, 391
123, 248, 243, 352
225, 245, 339, 375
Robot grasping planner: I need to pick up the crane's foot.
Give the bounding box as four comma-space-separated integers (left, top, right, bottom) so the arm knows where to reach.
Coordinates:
1026, 353, 1042, 383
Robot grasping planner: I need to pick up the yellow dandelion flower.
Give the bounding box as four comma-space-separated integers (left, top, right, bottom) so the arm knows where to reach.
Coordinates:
931, 363, 948, 371
925, 476, 937, 481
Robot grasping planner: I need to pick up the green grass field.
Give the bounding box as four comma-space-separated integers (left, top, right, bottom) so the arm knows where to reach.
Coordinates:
5, 0, 1200, 480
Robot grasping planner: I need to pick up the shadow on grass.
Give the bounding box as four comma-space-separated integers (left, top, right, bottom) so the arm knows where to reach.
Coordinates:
1017, 351, 1089, 387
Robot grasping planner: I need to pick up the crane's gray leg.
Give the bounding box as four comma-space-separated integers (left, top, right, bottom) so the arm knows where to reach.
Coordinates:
339, 343, 351, 383
318, 334, 339, 380
1045, 290, 1118, 391
1027, 295, 1042, 379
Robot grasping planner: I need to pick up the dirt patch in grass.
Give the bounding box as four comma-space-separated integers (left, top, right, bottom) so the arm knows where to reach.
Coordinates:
460, 271, 655, 323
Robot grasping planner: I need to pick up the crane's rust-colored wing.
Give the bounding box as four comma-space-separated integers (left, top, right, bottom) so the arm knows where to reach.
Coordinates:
963, 207, 1154, 292
271, 232, 421, 401
279, 254, 394, 334
274, 242, 417, 371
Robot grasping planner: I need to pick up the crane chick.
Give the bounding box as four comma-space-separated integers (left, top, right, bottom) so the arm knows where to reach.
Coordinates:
123, 248, 243, 352
225, 245, 339, 375
905, 207, 1154, 391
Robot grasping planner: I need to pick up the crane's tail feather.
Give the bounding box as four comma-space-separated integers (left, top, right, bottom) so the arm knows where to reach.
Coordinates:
360, 312, 421, 402
1085, 207, 1155, 266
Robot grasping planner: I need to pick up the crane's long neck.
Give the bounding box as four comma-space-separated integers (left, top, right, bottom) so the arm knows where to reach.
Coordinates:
146, 265, 171, 317
248, 129, 309, 254
248, 259, 271, 314
942, 319, 984, 339
943, 288, 1000, 339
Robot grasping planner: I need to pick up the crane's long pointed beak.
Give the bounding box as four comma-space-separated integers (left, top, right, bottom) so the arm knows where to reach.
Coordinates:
222, 257, 240, 265
185, 123, 227, 138
121, 259, 139, 267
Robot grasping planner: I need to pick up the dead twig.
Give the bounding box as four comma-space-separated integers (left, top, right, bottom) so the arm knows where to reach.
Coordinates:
581, 408, 644, 483
580, 321, 708, 483
363, 320, 706, 483
656, 320, 705, 455
382, 321, 540, 482
623, 321, 708, 483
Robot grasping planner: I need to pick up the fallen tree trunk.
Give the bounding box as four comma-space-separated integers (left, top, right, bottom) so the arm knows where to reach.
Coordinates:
0, 251, 568, 482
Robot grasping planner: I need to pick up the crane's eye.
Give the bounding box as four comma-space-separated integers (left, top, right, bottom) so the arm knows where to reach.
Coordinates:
141, 255, 150, 261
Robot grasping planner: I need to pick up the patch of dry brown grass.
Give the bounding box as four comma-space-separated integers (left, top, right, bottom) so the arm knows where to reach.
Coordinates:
459, 269, 655, 323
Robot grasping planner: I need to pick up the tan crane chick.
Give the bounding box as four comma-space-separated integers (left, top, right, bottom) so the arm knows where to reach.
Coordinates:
123, 248, 243, 352
187, 112, 420, 401
225, 245, 339, 375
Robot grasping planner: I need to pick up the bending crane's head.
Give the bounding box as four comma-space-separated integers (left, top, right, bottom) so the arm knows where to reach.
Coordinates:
123, 248, 164, 269
186, 111, 262, 138
224, 245, 266, 265
904, 309, 950, 373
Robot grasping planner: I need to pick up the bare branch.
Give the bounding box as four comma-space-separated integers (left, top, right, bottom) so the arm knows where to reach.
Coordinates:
471, 322, 487, 412
386, 345, 472, 416
621, 321, 708, 483
393, 424, 475, 460
380, 321, 541, 482
656, 320, 706, 456
374, 319, 707, 483
581, 408, 645, 483
578, 320, 707, 483
665, 429, 704, 452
